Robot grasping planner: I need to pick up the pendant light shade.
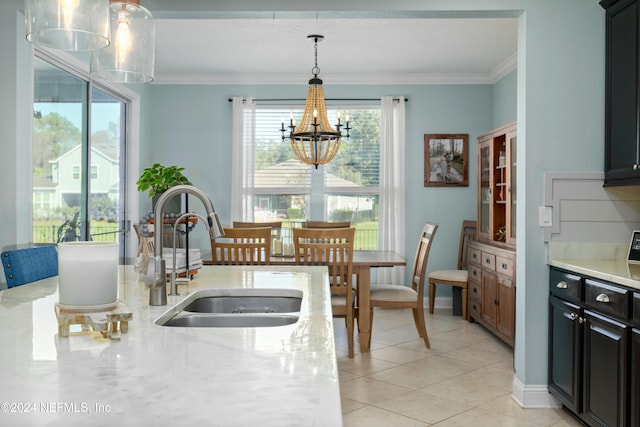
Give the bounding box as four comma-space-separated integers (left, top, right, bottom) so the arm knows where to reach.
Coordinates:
25, 0, 111, 51
281, 35, 350, 169
90, 0, 155, 83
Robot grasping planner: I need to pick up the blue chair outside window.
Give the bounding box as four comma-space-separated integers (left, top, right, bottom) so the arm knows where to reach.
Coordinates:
1, 246, 58, 288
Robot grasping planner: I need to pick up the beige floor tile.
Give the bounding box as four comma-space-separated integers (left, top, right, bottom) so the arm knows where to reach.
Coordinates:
341, 396, 367, 414
369, 345, 430, 364
376, 389, 476, 424
338, 353, 399, 376
339, 307, 579, 426
481, 395, 569, 426
339, 376, 412, 405
432, 406, 542, 427
343, 405, 429, 427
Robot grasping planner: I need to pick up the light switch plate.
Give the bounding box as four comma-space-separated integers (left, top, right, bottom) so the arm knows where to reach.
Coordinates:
539, 206, 552, 227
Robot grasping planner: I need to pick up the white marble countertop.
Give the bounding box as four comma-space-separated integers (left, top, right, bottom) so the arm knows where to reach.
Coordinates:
547, 242, 640, 290
0, 265, 342, 426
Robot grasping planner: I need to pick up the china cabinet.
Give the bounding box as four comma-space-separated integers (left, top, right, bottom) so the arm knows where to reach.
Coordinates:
477, 122, 516, 246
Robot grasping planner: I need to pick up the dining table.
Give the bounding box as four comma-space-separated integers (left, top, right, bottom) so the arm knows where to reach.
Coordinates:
206, 250, 406, 352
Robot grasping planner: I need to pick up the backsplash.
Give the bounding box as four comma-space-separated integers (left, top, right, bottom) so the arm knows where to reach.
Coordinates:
543, 172, 640, 243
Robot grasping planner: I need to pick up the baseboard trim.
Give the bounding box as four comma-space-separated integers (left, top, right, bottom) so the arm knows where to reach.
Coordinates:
511, 377, 562, 408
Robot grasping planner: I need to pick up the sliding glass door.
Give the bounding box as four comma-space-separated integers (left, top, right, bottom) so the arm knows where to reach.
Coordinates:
32, 56, 128, 259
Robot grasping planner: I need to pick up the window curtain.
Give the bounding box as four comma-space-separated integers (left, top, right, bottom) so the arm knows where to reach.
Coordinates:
230, 97, 256, 221
377, 96, 406, 284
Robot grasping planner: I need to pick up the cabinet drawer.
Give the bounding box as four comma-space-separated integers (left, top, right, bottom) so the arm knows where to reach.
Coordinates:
469, 280, 482, 300
469, 247, 481, 265
469, 265, 481, 283
496, 255, 514, 276
481, 252, 496, 271
549, 268, 583, 303
469, 296, 482, 320
584, 279, 630, 319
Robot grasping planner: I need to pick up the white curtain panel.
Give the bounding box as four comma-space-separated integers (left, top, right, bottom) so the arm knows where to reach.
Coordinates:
230, 97, 256, 221
377, 96, 406, 285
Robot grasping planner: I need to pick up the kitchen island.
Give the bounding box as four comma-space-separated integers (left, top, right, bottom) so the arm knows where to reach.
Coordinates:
0, 265, 342, 426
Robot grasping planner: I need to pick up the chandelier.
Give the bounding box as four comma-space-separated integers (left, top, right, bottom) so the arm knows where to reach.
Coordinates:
90, 0, 155, 83
281, 35, 350, 169
25, 0, 111, 51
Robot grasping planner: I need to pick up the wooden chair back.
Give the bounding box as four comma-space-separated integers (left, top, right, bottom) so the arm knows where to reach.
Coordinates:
457, 220, 477, 270
410, 223, 438, 296
292, 227, 355, 296
232, 221, 282, 240
210, 227, 272, 265
302, 221, 351, 229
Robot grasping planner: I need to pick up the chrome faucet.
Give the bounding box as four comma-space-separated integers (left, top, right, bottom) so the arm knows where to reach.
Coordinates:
145, 185, 224, 306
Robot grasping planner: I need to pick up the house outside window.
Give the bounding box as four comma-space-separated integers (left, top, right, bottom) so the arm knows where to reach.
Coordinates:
248, 105, 381, 249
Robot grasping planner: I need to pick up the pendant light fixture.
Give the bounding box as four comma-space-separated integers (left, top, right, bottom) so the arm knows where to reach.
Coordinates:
90, 0, 155, 83
281, 35, 350, 169
25, 0, 111, 51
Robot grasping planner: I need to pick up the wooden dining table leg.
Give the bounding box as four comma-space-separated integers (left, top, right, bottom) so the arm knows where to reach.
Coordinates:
356, 265, 371, 352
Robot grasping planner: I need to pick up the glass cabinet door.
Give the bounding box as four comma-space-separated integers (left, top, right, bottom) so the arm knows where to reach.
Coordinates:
478, 140, 491, 241
506, 130, 517, 245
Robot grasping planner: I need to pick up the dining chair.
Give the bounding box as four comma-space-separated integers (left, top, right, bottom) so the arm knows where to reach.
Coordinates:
233, 221, 282, 240
368, 222, 438, 349
1, 245, 58, 288
210, 227, 272, 265
302, 221, 351, 229
427, 220, 477, 320
292, 227, 356, 358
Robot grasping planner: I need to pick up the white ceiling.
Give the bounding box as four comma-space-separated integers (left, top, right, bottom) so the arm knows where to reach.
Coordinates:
151, 18, 518, 85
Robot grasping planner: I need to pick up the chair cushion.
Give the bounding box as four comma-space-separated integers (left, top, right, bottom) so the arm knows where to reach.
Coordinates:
370, 284, 418, 302
428, 269, 468, 283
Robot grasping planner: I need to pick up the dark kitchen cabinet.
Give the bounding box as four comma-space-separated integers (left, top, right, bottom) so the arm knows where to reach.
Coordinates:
548, 267, 633, 426
631, 328, 640, 427
601, 0, 640, 186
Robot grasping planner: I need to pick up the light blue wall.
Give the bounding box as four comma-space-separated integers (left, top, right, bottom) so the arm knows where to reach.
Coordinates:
0, 0, 608, 396
493, 70, 517, 128
142, 84, 490, 280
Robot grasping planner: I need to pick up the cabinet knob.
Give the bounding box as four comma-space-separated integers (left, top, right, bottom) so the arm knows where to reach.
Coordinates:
595, 293, 610, 303
556, 281, 568, 289
569, 312, 578, 321
578, 317, 585, 324
634, 164, 639, 170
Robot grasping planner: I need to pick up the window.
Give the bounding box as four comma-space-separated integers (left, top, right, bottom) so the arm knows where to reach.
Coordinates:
32, 56, 128, 251
247, 105, 381, 249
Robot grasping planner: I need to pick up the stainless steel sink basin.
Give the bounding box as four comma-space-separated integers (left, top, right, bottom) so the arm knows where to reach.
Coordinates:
183, 295, 302, 313
154, 288, 303, 328
160, 313, 299, 328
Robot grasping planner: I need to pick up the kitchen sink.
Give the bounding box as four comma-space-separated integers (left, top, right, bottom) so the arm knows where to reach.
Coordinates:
159, 313, 299, 328
154, 288, 303, 328
183, 293, 302, 314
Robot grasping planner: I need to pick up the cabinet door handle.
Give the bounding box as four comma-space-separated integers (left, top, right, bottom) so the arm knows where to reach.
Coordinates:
569, 312, 578, 321
595, 293, 610, 303
556, 281, 568, 289
501, 263, 508, 269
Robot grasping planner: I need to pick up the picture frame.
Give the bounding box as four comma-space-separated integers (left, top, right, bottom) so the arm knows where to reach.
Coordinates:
424, 134, 469, 187
627, 230, 640, 264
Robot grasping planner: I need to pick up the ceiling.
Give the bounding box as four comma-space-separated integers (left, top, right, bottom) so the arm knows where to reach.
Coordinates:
150, 17, 518, 85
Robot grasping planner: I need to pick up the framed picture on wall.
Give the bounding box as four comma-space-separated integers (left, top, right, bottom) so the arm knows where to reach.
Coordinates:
424, 134, 469, 187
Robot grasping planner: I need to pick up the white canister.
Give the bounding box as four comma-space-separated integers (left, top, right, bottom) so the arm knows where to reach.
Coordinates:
58, 242, 119, 309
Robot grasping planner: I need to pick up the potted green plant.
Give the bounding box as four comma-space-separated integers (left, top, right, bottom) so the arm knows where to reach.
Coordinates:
137, 163, 192, 213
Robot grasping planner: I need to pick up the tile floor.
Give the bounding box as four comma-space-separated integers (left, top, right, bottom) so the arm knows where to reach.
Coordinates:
333, 307, 584, 427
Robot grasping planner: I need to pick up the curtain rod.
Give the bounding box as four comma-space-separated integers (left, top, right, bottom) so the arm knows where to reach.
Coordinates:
227, 97, 407, 103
